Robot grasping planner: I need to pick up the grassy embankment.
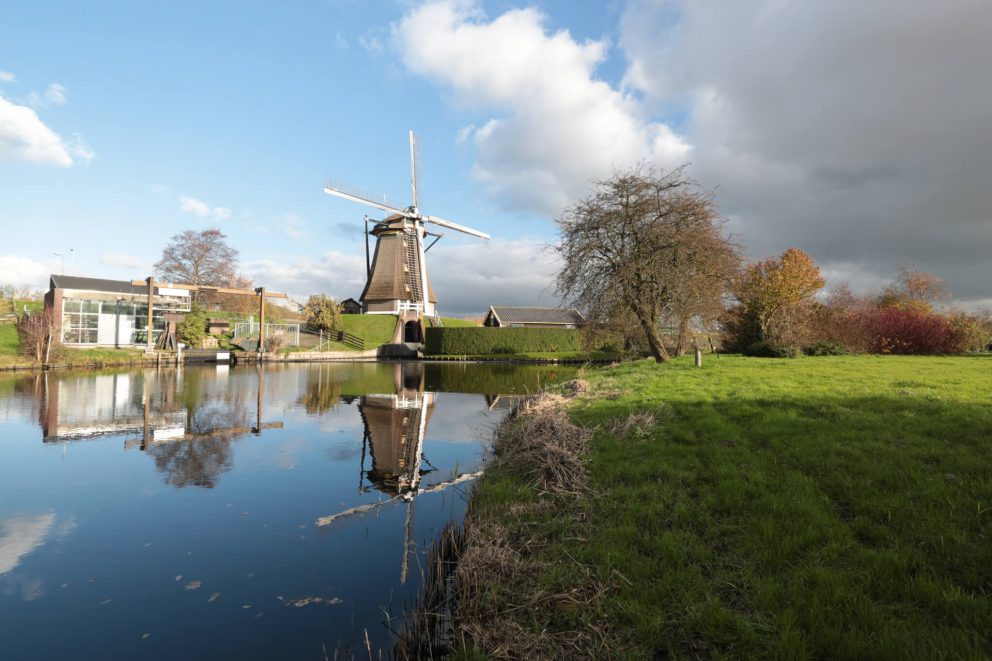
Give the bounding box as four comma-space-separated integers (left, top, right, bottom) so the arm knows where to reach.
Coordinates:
0, 321, 146, 369
459, 355, 992, 658
429, 350, 618, 362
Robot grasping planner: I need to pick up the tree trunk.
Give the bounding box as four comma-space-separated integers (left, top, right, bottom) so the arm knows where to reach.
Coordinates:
635, 310, 669, 363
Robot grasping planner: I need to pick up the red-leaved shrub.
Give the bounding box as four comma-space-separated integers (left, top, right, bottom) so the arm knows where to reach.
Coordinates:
867, 307, 968, 354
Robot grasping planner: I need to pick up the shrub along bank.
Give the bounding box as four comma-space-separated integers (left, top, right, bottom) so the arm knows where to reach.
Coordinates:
425, 327, 581, 355
439, 355, 992, 658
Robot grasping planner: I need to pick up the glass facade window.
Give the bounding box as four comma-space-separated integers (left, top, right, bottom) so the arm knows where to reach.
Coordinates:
134, 304, 165, 344
62, 299, 101, 344
61, 298, 165, 345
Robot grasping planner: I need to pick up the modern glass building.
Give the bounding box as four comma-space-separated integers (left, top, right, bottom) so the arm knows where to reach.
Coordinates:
45, 275, 191, 347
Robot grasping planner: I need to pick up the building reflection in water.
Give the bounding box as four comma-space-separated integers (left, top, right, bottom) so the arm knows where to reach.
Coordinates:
38, 367, 281, 489
35, 361, 502, 582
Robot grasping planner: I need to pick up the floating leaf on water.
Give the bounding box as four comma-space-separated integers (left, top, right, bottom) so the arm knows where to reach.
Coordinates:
184, 581, 201, 591
208, 592, 220, 603
280, 596, 342, 608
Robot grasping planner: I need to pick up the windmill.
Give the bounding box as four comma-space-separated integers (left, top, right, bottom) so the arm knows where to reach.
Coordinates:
323, 131, 490, 345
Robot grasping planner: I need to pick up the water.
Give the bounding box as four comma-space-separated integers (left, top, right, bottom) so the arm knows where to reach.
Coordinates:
0, 361, 577, 659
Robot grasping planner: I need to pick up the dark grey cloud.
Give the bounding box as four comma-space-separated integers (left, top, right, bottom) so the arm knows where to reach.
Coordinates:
622, 0, 992, 303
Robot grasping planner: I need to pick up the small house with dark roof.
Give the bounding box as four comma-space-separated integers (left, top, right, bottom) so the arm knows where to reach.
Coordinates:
45, 274, 191, 346
483, 306, 585, 329
340, 297, 362, 315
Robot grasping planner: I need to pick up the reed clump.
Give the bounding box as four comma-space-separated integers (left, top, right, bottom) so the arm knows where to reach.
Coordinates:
399, 378, 628, 659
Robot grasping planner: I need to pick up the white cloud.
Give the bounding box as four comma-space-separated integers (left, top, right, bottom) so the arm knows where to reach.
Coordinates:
179, 195, 230, 221
243, 236, 555, 316
0, 96, 76, 167
278, 212, 307, 241
393, 1, 690, 217
67, 133, 94, 163
27, 82, 68, 109
0, 512, 56, 575
44, 82, 67, 106
0, 255, 57, 288
429, 237, 562, 315
0, 71, 15, 83
99, 252, 146, 271
244, 249, 367, 304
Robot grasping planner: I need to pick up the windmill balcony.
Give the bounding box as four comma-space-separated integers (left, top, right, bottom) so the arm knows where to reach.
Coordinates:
365, 301, 424, 315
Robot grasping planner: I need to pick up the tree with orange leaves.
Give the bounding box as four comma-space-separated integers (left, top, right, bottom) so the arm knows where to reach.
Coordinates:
733, 248, 826, 341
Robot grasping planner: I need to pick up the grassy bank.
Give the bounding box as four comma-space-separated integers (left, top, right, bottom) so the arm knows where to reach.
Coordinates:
459, 355, 992, 658
0, 326, 148, 370
425, 350, 618, 362
0, 323, 19, 357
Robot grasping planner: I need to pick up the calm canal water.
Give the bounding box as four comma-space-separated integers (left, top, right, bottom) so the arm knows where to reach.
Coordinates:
0, 361, 577, 659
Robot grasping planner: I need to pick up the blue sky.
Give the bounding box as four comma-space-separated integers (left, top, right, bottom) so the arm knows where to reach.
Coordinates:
3, 1, 990, 312
0, 1, 641, 314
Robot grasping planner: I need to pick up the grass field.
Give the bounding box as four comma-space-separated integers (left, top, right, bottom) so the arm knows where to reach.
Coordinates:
429, 350, 618, 361
433, 316, 478, 328
0, 323, 19, 357
466, 355, 992, 658
0, 321, 147, 368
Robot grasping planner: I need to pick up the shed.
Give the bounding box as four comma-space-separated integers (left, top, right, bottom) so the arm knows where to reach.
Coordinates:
483, 306, 585, 329
340, 297, 362, 315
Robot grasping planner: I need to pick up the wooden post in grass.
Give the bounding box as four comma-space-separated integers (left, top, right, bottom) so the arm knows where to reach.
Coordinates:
695, 347, 703, 367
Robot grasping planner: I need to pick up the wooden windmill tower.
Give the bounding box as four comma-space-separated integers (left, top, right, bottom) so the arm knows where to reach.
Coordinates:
323, 131, 490, 344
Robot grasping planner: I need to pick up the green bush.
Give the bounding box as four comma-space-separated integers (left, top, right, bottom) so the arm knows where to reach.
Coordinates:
303, 294, 341, 332
743, 340, 801, 358
805, 340, 849, 356
178, 304, 207, 347
425, 327, 582, 355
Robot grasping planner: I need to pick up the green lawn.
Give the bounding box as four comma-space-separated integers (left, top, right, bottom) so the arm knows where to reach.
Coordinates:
0, 323, 19, 356
428, 350, 618, 361
467, 355, 992, 658
432, 316, 478, 328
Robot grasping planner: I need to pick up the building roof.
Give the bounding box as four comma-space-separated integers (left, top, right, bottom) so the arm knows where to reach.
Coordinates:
50, 274, 151, 295
487, 306, 585, 326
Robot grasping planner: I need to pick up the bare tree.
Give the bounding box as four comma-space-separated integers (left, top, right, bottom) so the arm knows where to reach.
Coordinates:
154, 228, 240, 289
554, 165, 740, 363
16, 307, 59, 363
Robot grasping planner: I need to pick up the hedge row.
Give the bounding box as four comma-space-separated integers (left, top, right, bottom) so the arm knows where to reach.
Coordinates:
425, 327, 582, 355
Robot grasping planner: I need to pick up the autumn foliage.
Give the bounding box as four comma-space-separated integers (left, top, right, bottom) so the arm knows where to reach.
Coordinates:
724, 256, 989, 356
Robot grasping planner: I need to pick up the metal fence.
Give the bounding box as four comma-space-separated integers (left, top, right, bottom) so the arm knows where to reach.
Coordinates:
233, 320, 300, 347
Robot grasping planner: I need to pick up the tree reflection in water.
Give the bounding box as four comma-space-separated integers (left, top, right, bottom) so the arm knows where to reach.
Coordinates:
144, 368, 264, 489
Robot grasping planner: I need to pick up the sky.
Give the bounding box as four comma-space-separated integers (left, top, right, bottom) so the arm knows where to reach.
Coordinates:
2, 0, 990, 315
